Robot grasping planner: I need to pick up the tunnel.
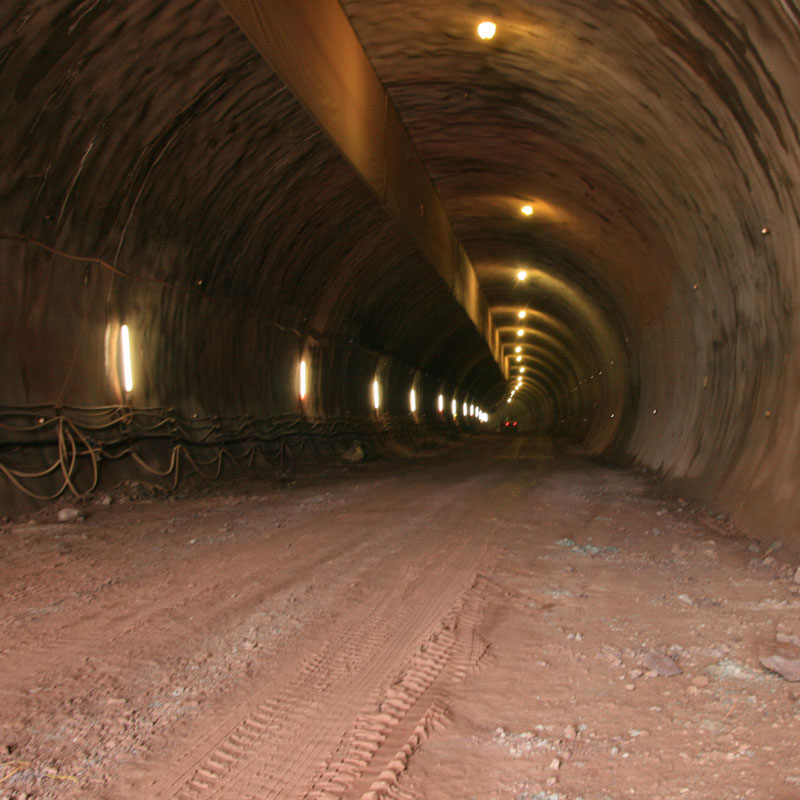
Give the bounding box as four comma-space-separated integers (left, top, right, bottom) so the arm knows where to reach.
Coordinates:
1, 1, 800, 798
2, 0, 798, 537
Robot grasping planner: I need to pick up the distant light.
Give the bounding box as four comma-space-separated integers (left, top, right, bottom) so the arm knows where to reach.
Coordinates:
410, 388, 417, 413
517, 329, 524, 337
521, 205, 533, 216
299, 359, 307, 400
477, 20, 496, 39
470, 404, 475, 417
517, 270, 527, 281
520, 367, 525, 373
516, 356, 522, 362
515, 346, 522, 353
120, 324, 133, 392
451, 398, 457, 415
372, 379, 380, 410
463, 402, 468, 416
518, 310, 527, 319
507, 398, 512, 403
438, 393, 444, 412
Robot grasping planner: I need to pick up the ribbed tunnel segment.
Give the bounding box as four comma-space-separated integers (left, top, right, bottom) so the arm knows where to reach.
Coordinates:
1, 0, 799, 542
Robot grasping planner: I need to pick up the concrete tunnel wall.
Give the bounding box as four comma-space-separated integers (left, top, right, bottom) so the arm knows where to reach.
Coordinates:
0, 1, 799, 543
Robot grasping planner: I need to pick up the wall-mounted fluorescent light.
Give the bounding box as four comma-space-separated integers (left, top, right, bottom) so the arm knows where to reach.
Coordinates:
120, 324, 133, 392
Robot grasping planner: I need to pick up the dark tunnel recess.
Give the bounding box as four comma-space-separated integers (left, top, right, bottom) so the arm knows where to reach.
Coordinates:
1, 0, 799, 543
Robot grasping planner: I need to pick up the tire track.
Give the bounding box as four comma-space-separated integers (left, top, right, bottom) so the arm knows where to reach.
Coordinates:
159, 533, 492, 800
334, 576, 492, 800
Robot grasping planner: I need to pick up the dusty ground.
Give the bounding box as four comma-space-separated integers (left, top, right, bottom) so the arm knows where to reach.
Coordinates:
1, 435, 799, 800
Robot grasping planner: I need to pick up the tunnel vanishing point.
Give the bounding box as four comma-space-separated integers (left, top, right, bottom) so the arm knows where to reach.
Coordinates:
0, 1, 799, 543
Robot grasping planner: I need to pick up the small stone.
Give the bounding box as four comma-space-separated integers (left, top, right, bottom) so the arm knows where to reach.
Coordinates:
628, 669, 644, 680
106, 696, 126, 706
624, 683, 636, 691
549, 757, 561, 770
748, 543, 760, 553
564, 724, 577, 739
641, 652, 683, 677
760, 652, 800, 682
692, 675, 710, 687
677, 594, 693, 606
794, 567, 800, 585
546, 777, 558, 787
97, 493, 112, 505
762, 556, 777, 567
242, 640, 257, 651
57, 507, 81, 523
340, 442, 366, 463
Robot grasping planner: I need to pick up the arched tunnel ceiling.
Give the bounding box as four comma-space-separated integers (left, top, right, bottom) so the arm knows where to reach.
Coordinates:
1, 0, 799, 540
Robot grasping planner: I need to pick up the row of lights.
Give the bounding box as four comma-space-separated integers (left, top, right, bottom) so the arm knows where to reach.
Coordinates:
300, 360, 488, 421
116, 332, 489, 424
482, 18, 532, 406
478, 24, 536, 215
479, 20, 532, 407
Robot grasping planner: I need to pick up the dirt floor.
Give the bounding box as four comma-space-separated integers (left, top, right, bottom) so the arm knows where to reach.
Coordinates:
1, 435, 799, 800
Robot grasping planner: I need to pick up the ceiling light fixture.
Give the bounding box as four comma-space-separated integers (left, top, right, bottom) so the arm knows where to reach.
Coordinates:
517, 270, 527, 281
518, 310, 527, 319
477, 20, 496, 40
517, 329, 524, 337
521, 204, 533, 216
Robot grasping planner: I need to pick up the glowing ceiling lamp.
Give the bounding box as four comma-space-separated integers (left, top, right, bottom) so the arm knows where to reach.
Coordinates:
516, 356, 522, 362
477, 20, 496, 39
521, 204, 533, 216
518, 310, 527, 319
520, 367, 526, 373
438, 393, 444, 412
515, 346, 522, 353
410, 388, 417, 413
120, 324, 133, 392
517, 270, 527, 281
517, 329, 524, 337
451, 398, 457, 415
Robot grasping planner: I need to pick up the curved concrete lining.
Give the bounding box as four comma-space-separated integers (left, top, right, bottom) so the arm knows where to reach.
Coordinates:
1, 0, 799, 540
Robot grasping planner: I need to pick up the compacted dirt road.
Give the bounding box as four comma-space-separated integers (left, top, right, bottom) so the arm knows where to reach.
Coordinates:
1, 436, 799, 800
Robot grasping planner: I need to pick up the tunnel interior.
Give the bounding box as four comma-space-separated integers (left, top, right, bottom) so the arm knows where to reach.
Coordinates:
1, 0, 799, 541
